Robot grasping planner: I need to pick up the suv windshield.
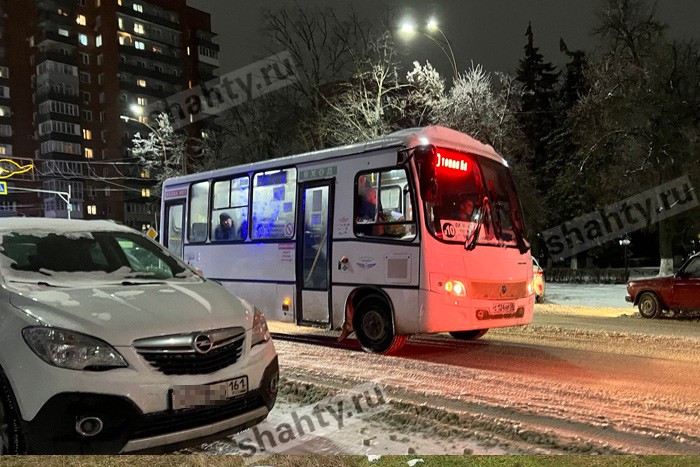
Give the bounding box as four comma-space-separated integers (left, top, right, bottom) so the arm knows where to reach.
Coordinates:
0, 230, 198, 287
415, 146, 528, 251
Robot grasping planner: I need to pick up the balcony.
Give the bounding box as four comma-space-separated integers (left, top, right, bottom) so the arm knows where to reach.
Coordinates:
39, 31, 77, 48
198, 36, 219, 51
37, 112, 81, 125
38, 9, 74, 27
38, 133, 82, 146
37, 50, 79, 67
119, 63, 182, 85
118, 4, 179, 31
119, 45, 180, 66
36, 89, 80, 105
119, 81, 171, 100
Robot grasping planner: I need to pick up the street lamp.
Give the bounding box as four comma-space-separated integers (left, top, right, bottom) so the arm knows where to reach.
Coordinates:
619, 237, 631, 279
399, 17, 459, 79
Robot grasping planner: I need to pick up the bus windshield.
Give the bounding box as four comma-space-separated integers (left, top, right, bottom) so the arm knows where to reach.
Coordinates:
415, 146, 528, 251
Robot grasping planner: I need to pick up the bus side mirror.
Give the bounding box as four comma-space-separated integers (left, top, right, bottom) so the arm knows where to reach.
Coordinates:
418, 165, 436, 203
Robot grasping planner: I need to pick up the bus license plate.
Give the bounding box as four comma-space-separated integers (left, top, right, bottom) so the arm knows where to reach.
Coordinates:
492, 302, 515, 315
171, 376, 248, 410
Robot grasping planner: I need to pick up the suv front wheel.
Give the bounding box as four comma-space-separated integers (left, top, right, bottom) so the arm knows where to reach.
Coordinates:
0, 372, 26, 454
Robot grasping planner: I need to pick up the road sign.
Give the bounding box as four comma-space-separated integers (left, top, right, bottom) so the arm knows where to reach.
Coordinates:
0, 181, 7, 195
146, 227, 158, 240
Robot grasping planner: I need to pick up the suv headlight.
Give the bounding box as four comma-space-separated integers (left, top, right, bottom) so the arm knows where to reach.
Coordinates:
22, 327, 128, 371
251, 308, 270, 348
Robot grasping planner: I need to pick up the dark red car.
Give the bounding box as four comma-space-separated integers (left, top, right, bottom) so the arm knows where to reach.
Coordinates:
626, 253, 700, 318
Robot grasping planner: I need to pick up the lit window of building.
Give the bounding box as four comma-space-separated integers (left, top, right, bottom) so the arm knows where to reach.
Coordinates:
84, 148, 94, 159
87, 205, 97, 215
135, 41, 145, 50
83, 129, 92, 140
134, 23, 145, 34
137, 97, 147, 106
133, 4, 143, 13
96, 35, 103, 47
76, 15, 87, 26
141, 189, 150, 198
79, 33, 88, 46
137, 79, 146, 88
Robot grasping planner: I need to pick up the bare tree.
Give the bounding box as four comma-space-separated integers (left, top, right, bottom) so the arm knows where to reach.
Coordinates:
318, 33, 408, 146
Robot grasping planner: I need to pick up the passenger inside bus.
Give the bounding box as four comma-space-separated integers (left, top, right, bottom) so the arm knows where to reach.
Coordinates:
453, 194, 475, 221
357, 176, 377, 222
214, 213, 235, 241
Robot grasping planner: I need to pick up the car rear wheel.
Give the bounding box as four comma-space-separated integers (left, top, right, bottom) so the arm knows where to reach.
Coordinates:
638, 292, 662, 319
449, 329, 489, 340
354, 295, 407, 355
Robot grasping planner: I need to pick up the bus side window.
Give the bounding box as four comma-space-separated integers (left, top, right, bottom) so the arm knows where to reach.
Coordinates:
354, 169, 416, 240
211, 177, 249, 242
188, 181, 210, 243
251, 168, 297, 240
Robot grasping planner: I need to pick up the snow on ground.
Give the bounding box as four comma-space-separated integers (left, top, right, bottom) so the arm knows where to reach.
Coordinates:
220, 300, 700, 456
544, 283, 629, 309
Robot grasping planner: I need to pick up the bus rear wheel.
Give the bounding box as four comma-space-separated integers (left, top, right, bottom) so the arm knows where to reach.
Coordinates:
449, 329, 489, 340
354, 295, 407, 355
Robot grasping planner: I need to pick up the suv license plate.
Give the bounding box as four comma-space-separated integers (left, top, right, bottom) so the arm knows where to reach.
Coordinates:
492, 302, 515, 315
171, 376, 248, 410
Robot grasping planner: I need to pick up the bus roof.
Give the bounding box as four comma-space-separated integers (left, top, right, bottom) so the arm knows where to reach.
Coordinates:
164, 126, 504, 186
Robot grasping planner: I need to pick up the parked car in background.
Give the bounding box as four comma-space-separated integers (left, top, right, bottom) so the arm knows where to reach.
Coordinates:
0, 219, 278, 454
626, 253, 700, 318
532, 258, 545, 303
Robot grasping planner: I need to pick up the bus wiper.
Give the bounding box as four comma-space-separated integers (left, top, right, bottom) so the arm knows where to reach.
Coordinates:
465, 197, 488, 251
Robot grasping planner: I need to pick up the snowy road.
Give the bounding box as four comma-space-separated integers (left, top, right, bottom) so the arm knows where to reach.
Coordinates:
192, 308, 700, 456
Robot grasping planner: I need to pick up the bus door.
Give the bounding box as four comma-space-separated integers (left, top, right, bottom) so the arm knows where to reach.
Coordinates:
296, 181, 333, 325
163, 200, 185, 259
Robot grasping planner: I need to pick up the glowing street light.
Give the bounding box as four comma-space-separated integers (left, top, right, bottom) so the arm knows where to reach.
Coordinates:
426, 17, 439, 31
399, 16, 458, 79
400, 21, 416, 34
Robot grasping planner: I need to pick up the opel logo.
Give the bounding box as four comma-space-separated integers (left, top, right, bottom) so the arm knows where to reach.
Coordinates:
501, 285, 507, 294
193, 334, 213, 354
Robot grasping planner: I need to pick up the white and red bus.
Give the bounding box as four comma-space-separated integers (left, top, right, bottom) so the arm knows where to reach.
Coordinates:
160, 126, 534, 354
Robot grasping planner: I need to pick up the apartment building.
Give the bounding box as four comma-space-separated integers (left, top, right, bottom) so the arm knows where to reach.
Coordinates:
1, 0, 219, 229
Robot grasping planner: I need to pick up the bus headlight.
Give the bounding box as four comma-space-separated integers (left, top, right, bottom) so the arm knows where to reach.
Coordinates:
251, 308, 270, 348
528, 280, 534, 295
445, 280, 466, 297
431, 274, 467, 298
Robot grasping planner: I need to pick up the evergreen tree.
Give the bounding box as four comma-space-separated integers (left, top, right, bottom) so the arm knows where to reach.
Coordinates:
515, 22, 559, 190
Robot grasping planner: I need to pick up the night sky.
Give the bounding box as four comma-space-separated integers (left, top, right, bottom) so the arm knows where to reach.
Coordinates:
188, 0, 700, 78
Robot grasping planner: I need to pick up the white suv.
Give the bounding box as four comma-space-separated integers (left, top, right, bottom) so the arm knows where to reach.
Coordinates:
0, 219, 278, 454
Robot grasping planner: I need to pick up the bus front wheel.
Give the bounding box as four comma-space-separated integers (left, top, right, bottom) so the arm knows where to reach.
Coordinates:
354, 295, 407, 355
449, 329, 489, 340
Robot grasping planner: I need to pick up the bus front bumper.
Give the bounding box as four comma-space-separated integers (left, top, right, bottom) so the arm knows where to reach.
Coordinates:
415, 289, 535, 334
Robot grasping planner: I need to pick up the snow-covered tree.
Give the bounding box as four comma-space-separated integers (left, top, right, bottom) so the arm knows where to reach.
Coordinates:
130, 113, 187, 192
318, 33, 407, 146
404, 61, 445, 126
